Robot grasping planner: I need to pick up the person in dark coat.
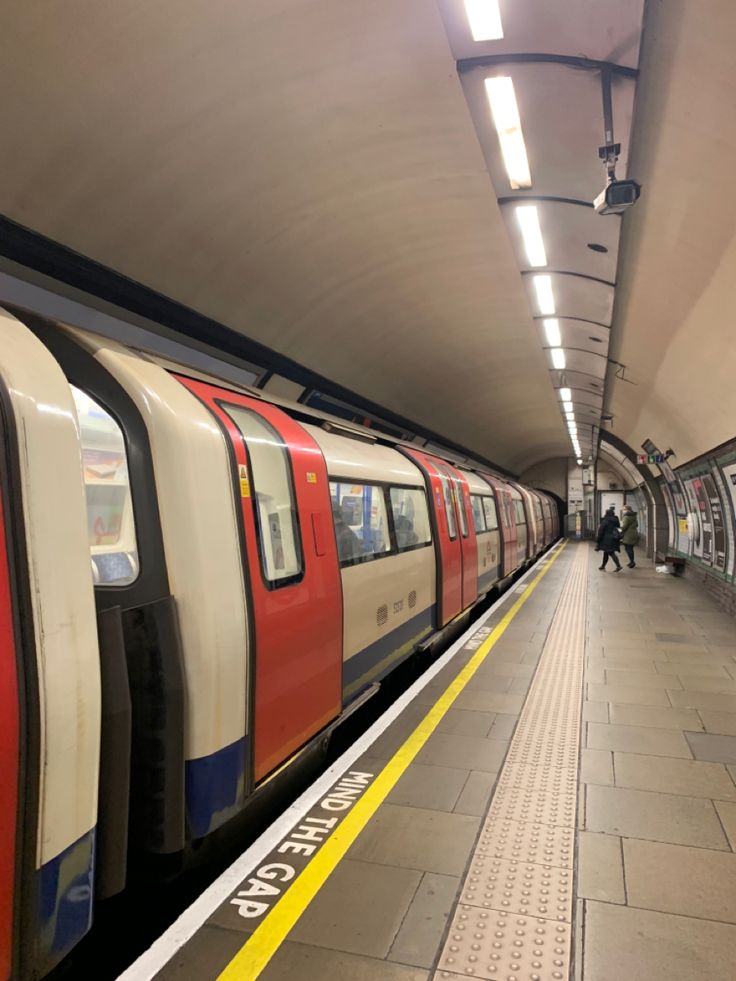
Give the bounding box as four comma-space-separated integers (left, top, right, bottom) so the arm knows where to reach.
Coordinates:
597, 506, 622, 571
620, 504, 639, 568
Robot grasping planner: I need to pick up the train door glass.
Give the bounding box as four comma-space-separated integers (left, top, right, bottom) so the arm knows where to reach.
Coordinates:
437, 471, 457, 539
71, 386, 139, 586
222, 405, 302, 585
389, 486, 432, 551
454, 477, 468, 537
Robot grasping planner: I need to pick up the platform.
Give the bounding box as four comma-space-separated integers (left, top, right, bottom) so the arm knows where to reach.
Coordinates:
121, 541, 736, 981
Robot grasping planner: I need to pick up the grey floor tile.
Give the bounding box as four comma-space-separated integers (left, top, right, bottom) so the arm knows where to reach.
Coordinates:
478, 660, 534, 678
583, 700, 609, 723
290, 860, 421, 958
656, 662, 733, 678
586, 784, 728, 848
348, 804, 480, 876
453, 770, 498, 817
670, 675, 736, 693
613, 752, 736, 800
577, 832, 625, 903
463, 673, 514, 694
701, 711, 736, 736
608, 703, 703, 730
586, 722, 692, 758
416, 732, 509, 772
581, 748, 614, 785
669, 689, 736, 712
587, 683, 670, 706
589, 654, 659, 671
262, 942, 430, 981
684, 731, 736, 764
453, 689, 525, 714
436, 708, 495, 737
604, 668, 681, 689
624, 838, 736, 922
584, 896, 736, 980
155, 925, 247, 980
486, 713, 518, 741
388, 764, 468, 812
715, 800, 736, 850
387, 872, 460, 969
655, 632, 697, 643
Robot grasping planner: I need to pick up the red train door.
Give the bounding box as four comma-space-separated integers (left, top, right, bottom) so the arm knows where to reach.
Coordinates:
178, 378, 343, 782
437, 463, 478, 610
401, 448, 462, 626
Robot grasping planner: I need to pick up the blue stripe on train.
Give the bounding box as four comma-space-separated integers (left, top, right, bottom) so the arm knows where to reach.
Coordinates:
185, 735, 247, 840
343, 605, 436, 697
478, 564, 501, 595
37, 827, 95, 973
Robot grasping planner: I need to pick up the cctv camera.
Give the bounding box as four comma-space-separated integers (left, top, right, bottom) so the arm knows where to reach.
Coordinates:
594, 179, 641, 215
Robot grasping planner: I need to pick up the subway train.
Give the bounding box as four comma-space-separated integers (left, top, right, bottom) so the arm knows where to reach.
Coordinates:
0, 306, 559, 980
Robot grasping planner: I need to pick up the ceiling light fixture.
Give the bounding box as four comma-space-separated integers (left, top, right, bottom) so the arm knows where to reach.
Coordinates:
562, 400, 573, 412
550, 347, 566, 370
464, 0, 504, 41
565, 411, 575, 421
559, 387, 571, 401
485, 77, 532, 189
516, 206, 547, 267
543, 317, 560, 346
533, 275, 555, 315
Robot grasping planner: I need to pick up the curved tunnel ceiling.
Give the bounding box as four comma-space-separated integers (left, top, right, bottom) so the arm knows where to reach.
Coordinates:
0, 1, 665, 473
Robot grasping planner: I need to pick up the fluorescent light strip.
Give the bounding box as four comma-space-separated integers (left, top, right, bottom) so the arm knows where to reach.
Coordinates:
559, 388, 571, 401
516, 206, 547, 267
533, 275, 555, 315
551, 347, 566, 370
562, 400, 573, 412
565, 411, 575, 421
543, 317, 560, 346
485, 77, 532, 189
464, 0, 504, 40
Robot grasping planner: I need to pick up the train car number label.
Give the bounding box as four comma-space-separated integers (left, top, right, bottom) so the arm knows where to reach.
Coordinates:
227, 770, 375, 924
306, 471, 317, 483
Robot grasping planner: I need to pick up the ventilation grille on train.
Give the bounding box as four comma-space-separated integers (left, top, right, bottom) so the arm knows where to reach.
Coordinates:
408, 590, 417, 609
376, 604, 388, 627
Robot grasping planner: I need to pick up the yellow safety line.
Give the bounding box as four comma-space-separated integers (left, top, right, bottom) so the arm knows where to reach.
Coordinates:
217, 541, 568, 980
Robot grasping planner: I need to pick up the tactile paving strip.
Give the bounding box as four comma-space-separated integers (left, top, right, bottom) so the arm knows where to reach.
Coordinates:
436, 546, 588, 980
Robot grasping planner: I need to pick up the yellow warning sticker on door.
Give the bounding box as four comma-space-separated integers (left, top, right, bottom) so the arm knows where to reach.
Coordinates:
239, 464, 251, 498
306, 472, 317, 484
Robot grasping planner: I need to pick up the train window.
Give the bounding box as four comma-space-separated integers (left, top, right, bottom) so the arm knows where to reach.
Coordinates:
330, 482, 391, 565
223, 405, 302, 585
482, 496, 498, 530
437, 472, 457, 540
389, 487, 432, 550
514, 500, 526, 525
470, 494, 486, 533
72, 386, 139, 586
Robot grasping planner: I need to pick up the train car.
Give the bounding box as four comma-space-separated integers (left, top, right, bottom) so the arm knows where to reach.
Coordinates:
0, 306, 558, 980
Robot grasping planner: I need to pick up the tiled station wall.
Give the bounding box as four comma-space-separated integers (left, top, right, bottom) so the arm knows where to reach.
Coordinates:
654, 437, 736, 616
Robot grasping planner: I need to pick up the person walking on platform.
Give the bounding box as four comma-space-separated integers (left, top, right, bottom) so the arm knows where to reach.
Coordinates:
620, 503, 639, 568
596, 506, 622, 572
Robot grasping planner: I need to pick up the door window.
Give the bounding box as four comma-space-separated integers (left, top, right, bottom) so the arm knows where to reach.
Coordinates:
72, 386, 139, 585
389, 487, 432, 550
437, 472, 457, 540
223, 405, 302, 585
